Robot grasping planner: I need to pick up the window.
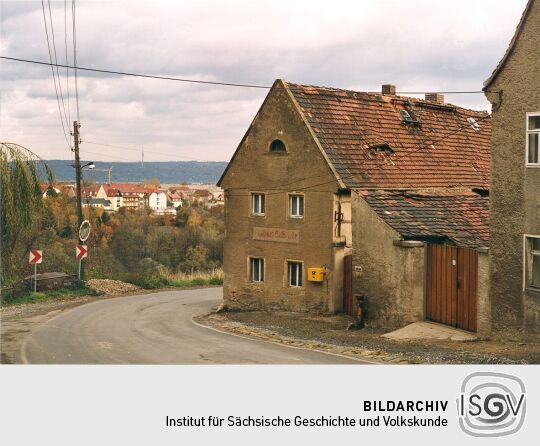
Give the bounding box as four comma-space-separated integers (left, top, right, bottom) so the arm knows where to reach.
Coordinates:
251, 193, 265, 215
289, 194, 304, 218
270, 139, 286, 152
249, 257, 264, 282
288, 261, 303, 287
526, 113, 540, 166
525, 236, 540, 290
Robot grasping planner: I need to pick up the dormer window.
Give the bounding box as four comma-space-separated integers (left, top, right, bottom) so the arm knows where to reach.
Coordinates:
467, 117, 481, 131
270, 139, 286, 152
526, 113, 540, 166
400, 109, 420, 127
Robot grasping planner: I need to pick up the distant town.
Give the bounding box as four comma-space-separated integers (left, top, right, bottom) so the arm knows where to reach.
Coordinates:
41, 181, 224, 215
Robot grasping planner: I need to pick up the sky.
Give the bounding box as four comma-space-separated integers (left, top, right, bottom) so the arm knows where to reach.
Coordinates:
0, 0, 529, 162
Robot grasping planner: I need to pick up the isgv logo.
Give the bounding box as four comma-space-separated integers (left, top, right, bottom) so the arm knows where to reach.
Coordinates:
457, 372, 526, 437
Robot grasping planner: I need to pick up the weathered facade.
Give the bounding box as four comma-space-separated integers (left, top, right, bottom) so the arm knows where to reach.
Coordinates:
219, 80, 492, 333
484, 0, 540, 340
219, 82, 346, 312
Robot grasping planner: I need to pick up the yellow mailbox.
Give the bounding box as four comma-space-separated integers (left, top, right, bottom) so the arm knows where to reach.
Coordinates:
307, 267, 325, 282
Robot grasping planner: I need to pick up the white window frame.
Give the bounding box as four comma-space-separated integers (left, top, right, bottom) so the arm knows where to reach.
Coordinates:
523, 235, 540, 291
249, 256, 265, 283
287, 260, 303, 288
289, 194, 305, 219
251, 193, 265, 216
526, 112, 540, 167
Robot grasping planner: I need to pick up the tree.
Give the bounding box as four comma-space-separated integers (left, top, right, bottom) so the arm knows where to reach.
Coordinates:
0, 143, 54, 289
182, 245, 208, 274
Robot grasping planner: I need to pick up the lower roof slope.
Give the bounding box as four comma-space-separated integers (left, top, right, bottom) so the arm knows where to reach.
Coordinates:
359, 190, 489, 249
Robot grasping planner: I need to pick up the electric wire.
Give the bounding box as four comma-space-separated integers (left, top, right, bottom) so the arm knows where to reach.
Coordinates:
83, 140, 201, 161
64, 0, 71, 125
0, 56, 491, 95
46, 0, 70, 129
40, 0, 71, 150
72, 0, 80, 122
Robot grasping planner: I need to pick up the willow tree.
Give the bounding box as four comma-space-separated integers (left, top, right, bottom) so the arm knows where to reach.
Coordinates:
0, 143, 54, 290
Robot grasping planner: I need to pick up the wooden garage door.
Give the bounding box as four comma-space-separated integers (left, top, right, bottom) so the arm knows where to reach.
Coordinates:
426, 244, 478, 332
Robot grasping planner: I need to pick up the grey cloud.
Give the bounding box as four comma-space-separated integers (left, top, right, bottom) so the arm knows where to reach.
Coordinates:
0, 0, 529, 161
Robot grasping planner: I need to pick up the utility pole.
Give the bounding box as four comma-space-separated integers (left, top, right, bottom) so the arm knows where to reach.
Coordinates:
73, 120, 84, 280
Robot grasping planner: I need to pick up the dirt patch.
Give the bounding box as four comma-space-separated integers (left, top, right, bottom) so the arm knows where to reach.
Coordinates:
196, 311, 540, 364
86, 279, 140, 295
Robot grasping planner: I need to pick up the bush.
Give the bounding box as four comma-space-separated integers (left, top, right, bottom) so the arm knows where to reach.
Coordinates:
209, 276, 223, 285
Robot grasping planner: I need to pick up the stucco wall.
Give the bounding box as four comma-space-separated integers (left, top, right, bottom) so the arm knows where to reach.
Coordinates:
485, 0, 540, 339
476, 250, 491, 338
351, 192, 425, 327
220, 82, 343, 312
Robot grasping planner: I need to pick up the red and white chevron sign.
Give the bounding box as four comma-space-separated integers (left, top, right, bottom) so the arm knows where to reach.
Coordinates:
76, 244, 88, 260
29, 249, 43, 264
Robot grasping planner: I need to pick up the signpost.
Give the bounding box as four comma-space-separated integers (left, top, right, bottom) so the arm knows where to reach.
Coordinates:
76, 245, 88, 280
77, 220, 91, 280
29, 249, 42, 292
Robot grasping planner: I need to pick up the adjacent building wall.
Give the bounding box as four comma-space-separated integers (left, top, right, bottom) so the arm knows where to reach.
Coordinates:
485, 0, 540, 339
220, 82, 342, 312
351, 192, 425, 327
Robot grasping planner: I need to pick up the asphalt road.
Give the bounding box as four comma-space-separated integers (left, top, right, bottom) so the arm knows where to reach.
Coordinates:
20, 288, 367, 364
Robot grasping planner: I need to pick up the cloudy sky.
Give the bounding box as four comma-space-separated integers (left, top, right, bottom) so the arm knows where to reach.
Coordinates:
0, 0, 528, 162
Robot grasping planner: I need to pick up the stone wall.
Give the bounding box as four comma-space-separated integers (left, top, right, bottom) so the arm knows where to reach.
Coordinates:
485, 0, 540, 340
18, 272, 78, 293
351, 193, 425, 328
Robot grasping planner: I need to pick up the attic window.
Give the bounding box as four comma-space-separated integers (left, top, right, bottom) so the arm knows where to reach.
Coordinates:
400, 109, 420, 126
369, 143, 394, 155
467, 117, 481, 131
270, 139, 286, 152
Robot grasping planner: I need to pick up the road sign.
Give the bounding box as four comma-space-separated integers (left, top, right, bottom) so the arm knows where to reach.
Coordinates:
79, 220, 91, 242
29, 250, 43, 264
76, 244, 88, 260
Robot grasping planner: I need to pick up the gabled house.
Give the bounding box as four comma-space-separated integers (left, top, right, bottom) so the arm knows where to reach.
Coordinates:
147, 189, 168, 212
484, 0, 539, 340
167, 191, 183, 208
219, 80, 492, 334
82, 197, 112, 211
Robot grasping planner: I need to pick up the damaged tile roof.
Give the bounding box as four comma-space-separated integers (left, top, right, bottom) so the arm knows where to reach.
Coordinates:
359, 190, 489, 248
286, 82, 491, 190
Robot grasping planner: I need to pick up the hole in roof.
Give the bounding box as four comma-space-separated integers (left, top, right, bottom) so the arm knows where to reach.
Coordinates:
467, 117, 481, 131
369, 143, 394, 155
270, 139, 286, 152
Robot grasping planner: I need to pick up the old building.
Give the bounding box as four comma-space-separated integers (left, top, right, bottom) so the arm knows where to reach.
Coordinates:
484, 0, 540, 340
219, 80, 491, 334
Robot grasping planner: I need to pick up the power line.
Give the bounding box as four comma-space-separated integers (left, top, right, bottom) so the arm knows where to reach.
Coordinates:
83, 140, 201, 161
40, 0, 71, 150
0, 56, 271, 89
0, 56, 493, 95
72, 0, 80, 122
64, 0, 71, 125
46, 0, 70, 128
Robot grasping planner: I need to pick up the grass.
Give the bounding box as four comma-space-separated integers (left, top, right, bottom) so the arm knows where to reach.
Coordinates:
165, 269, 223, 288
122, 268, 223, 289
1, 282, 98, 306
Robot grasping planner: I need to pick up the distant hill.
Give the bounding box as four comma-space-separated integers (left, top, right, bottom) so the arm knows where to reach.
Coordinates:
43, 160, 228, 184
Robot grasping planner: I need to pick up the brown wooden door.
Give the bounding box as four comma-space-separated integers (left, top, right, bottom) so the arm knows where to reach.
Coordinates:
343, 254, 353, 316
426, 244, 478, 332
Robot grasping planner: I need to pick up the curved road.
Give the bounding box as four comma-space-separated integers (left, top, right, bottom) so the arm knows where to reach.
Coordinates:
20, 288, 367, 364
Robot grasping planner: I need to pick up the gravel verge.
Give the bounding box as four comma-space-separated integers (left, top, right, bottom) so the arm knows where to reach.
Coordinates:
196, 310, 540, 365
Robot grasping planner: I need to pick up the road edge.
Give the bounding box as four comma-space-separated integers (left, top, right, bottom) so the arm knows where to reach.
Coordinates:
191, 316, 380, 364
